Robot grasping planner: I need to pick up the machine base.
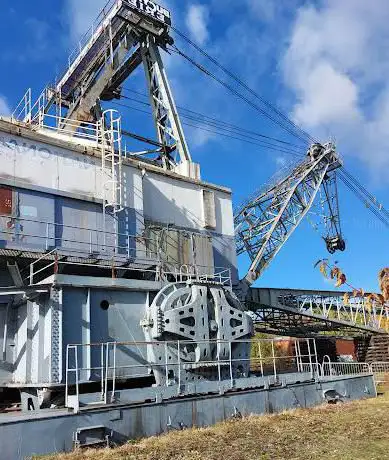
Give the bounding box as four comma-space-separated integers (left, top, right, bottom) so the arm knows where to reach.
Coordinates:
0, 374, 376, 459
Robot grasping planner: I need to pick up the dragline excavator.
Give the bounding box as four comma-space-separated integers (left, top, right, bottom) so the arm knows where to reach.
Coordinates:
234, 142, 346, 295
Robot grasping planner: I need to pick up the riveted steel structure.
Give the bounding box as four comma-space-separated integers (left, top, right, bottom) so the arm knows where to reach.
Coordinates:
248, 287, 389, 337
21, 0, 196, 176
235, 143, 345, 289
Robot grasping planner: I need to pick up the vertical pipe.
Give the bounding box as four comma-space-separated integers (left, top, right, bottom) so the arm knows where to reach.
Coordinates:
45, 223, 49, 251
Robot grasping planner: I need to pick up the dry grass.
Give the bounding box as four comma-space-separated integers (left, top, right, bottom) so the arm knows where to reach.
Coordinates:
43, 392, 389, 460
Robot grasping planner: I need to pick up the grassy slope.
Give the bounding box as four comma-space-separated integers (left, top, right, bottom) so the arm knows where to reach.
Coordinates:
44, 392, 389, 460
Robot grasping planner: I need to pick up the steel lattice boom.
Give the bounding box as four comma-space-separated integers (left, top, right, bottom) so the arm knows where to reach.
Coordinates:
247, 287, 389, 337
235, 143, 345, 288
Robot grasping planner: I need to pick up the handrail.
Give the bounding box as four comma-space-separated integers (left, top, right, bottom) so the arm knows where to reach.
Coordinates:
11, 88, 32, 122
59, 0, 117, 84
65, 337, 319, 411
0, 214, 213, 242
0, 214, 232, 286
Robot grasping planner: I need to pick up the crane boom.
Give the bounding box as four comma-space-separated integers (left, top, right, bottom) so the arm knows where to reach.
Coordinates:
235, 143, 345, 290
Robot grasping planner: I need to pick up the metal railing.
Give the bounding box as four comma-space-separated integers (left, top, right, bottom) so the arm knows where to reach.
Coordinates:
0, 214, 231, 286
65, 338, 319, 410
11, 87, 102, 144
321, 361, 371, 377
28, 255, 231, 287
62, 0, 118, 79
0, 213, 158, 259
34, 113, 100, 144
319, 358, 389, 383
370, 362, 389, 384
64, 340, 389, 411
275, 291, 389, 333
11, 88, 32, 122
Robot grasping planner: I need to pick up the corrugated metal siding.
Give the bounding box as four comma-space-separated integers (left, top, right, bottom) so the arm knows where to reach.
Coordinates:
144, 223, 214, 271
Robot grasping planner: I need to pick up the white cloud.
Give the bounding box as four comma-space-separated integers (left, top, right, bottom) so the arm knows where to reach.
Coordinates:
0, 96, 11, 116
283, 0, 389, 178
64, 0, 175, 43
65, 0, 107, 43
185, 4, 210, 46
246, 0, 277, 22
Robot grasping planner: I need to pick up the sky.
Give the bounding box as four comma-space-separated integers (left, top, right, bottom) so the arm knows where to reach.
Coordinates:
0, 0, 388, 292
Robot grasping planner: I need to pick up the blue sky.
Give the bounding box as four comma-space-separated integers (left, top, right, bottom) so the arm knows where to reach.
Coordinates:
0, 0, 388, 292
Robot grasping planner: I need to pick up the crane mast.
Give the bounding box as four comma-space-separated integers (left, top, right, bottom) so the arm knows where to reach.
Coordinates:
235, 142, 345, 291
36, 0, 197, 177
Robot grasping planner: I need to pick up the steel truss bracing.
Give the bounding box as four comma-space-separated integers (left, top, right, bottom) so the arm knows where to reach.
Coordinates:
17, 0, 194, 175
141, 39, 191, 170
235, 143, 345, 287
247, 287, 389, 337
318, 169, 345, 253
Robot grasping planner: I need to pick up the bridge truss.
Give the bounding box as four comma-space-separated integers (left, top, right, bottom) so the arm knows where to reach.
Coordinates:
247, 288, 389, 337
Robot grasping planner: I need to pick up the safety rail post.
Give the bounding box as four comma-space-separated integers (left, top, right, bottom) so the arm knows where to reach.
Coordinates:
104, 342, 110, 404
164, 341, 169, 385
322, 355, 332, 377
313, 339, 319, 376
29, 263, 34, 285
271, 340, 277, 381
107, 342, 117, 403
306, 338, 313, 377
294, 339, 300, 372
229, 341, 233, 388
75, 346, 79, 411
177, 340, 181, 391
45, 223, 50, 251
100, 343, 105, 401
296, 340, 303, 372
65, 344, 80, 412
258, 340, 264, 377
65, 345, 70, 407
217, 339, 221, 382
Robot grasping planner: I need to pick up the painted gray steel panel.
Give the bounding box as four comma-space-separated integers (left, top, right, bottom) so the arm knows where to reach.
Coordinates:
0, 302, 13, 383
0, 375, 376, 460
62, 287, 149, 384
212, 234, 238, 284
